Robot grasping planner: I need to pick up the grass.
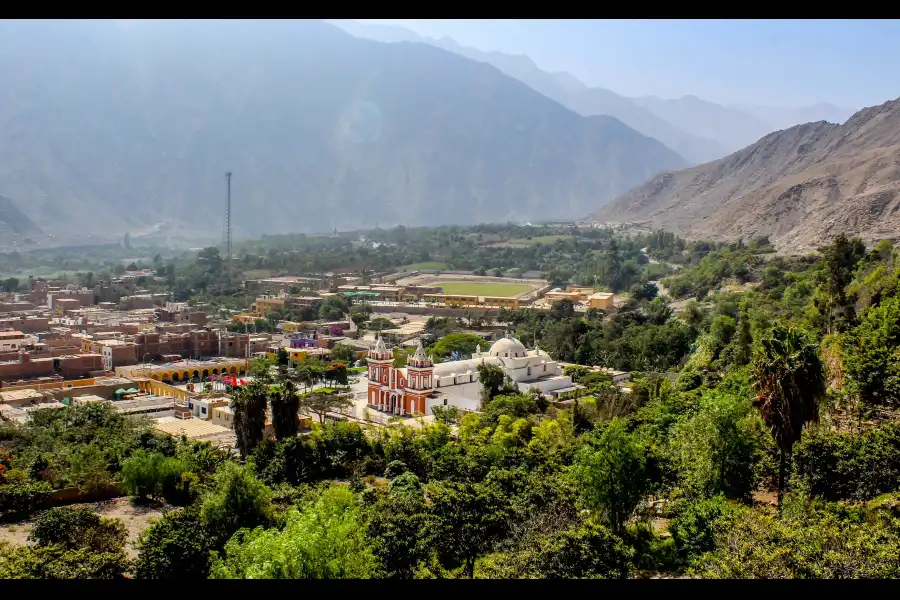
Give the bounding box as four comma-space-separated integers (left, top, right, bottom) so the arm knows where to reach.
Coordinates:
402, 261, 448, 271
437, 281, 533, 298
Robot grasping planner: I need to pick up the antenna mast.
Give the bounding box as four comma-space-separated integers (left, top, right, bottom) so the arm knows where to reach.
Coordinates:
224, 172, 233, 289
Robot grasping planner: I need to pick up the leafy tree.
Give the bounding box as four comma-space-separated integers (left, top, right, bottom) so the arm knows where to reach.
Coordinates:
570, 419, 648, 535
120, 450, 187, 503
200, 462, 274, 538
330, 343, 358, 364
749, 325, 826, 512
477, 362, 518, 407
668, 388, 767, 500
478, 522, 632, 579
29, 507, 126, 553
134, 507, 217, 579
367, 473, 431, 578
0, 541, 131, 579
275, 347, 289, 367
209, 486, 378, 579
690, 506, 900, 578
814, 234, 866, 334
299, 390, 353, 424
668, 495, 737, 564
425, 475, 513, 578
431, 333, 485, 358
0, 507, 130, 579
843, 294, 900, 409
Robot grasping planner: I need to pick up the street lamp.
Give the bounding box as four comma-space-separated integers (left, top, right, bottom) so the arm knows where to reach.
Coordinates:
142, 353, 151, 380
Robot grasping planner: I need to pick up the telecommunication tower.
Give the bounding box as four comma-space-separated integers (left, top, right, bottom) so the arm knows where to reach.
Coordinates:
224, 172, 233, 289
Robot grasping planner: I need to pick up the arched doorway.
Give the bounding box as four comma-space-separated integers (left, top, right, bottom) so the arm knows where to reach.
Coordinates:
202, 370, 209, 378
212, 368, 219, 376
172, 373, 180, 382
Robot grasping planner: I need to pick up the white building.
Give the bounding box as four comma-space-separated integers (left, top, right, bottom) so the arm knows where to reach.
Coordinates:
365, 335, 578, 416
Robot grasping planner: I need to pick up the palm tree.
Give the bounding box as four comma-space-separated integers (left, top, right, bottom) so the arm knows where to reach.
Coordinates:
268, 380, 300, 440
749, 324, 826, 513
231, 379, 269, 458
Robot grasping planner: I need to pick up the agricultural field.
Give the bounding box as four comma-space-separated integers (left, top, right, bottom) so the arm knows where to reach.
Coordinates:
438, 281, 533, 297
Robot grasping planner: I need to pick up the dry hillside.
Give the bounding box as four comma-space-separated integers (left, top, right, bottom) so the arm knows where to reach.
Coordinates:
590, 97, 900, 253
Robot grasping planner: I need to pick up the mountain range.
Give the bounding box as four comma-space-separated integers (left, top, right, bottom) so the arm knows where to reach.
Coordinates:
0, 19, 687, 245
590, 97, 900, 252
331, 20, 857, 162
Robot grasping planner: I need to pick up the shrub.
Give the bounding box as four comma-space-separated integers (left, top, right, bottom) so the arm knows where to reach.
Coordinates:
134, 507, 217, 579
793, 422, 900, 501
0, 481, 53, 521
120, 450, 187, 503
668, 495, 736, 563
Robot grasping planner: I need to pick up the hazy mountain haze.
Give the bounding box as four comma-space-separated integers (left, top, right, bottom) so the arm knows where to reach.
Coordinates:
0, 19, 686, 245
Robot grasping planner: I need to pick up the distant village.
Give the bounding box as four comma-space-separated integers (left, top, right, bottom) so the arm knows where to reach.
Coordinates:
0, 269, 625, 450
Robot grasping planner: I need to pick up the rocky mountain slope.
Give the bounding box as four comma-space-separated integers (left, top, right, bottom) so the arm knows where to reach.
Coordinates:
590, 97, 900, 253
0, 19, 686, 242
333, 20, 860, 162
332, 20, 728, 164
0, 195, 45, 250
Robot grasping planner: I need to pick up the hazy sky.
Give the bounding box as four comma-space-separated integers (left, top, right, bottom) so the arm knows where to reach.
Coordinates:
357, 19, 899, 110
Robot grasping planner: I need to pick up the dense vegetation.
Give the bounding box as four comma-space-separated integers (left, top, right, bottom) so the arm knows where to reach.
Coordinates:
2, 226, 900, 579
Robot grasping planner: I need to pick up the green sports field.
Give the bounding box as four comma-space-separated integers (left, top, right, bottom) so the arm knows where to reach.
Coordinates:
438, 281, 533, 298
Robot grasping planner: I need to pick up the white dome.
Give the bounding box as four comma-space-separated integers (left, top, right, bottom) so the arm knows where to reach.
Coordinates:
488, 337, 528, 358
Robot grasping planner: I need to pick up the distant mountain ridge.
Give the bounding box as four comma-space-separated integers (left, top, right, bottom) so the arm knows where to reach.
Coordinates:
332, 20, 859, 160
590, 97, 900, 253
0, 195, 45, 250
0, 19, 686, 241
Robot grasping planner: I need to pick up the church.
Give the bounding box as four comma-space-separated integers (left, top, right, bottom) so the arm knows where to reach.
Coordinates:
366, 335, 578, 416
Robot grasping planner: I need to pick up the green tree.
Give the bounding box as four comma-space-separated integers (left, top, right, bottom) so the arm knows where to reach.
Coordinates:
425, 475, 512, 578
29, 507, 126, 553
367, 473, 431, 578
209, 486, 378, 579
431, 333, 485, 358
200, 462, 274, 538
134, 507, 217, 579
120, 450, 186, 503
749, 325, 826, 513
299, 391, 353, 424
231, 380, 269, 458
843, 294, 900, 409
570, 419, 648, 535
668, 389, 766, 500
330, 343, 358, 364
268, 381, 300, 440
477, 362, 518, 407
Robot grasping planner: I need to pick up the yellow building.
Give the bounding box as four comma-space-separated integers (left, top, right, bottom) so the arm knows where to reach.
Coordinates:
481, 296, 520, 310
423, 294, 520, 310
253, 297, 287, 317
587, 292, 615, 310
233, 313, 257, 325
545, 290, 592, 304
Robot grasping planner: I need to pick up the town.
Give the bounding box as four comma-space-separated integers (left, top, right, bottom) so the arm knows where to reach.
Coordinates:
0, 267, 624, 449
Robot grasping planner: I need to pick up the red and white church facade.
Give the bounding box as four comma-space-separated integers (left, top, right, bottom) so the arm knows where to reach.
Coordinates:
366, 337, 434, 416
